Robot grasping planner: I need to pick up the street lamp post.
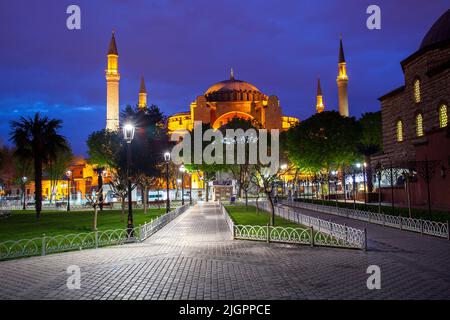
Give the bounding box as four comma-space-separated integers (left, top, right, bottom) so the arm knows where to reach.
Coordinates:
189, 172, 192, 205
123, 123, 135, 235
21, 176, 28, 210
66, 170, 72, 211
363, 163, 368, 211
164, 152, 171, 213
179, 165, 185, 205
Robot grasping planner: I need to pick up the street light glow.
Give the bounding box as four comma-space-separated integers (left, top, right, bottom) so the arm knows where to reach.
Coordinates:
123, 123, 135, 143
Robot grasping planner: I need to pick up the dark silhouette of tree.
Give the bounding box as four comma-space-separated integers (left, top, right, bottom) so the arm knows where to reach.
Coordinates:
283, 111, 361, 172
357, 111, 383, 192
10, 113, 69, 218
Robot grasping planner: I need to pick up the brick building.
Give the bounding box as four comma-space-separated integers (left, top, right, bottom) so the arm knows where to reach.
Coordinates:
375, 9, 450, 210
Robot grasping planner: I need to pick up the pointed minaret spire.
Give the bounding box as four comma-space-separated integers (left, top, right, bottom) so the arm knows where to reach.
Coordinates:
108, 30, 118, 55
230, 68, 235, 80
316, 78, 325, 113
138, 76, 148, 110
338, 34, 345, 63
139, 76, 147, 94
337, 34, 349, 117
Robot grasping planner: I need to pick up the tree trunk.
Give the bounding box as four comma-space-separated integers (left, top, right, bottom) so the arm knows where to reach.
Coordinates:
267, 192, 275, 226
93, 206, 98, 231
157, 188, 160, 209
34, 154, 42, 219
245, 190, 248, 209
121, 198, 125, 222
143, 186, 148, 214
365, 155, 374, 193
205, 182, 209, 202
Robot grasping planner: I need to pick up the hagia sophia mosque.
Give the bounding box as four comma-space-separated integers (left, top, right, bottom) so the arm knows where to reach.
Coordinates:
104, 32, 350, 134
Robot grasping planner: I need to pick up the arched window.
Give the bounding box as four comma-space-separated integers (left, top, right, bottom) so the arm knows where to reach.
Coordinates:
416, 113, 424, 137
414, 79, 421, 103
396, 120, 403, 142
439, 104, 448, 128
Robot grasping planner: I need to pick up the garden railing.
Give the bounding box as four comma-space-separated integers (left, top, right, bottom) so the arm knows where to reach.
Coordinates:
0, 203, 191, 261
220, 202, 366, 250
282, 200, 450, 240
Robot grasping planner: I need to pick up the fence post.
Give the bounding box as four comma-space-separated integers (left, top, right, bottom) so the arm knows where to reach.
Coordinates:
344, 224, 348, 243
310, 226, 314, 247
266, 224, 270, 243
420, 219, 423, 235
41, 234, 46, 256
95, 231, 99, 248
400, 217, 403, 230
364, 228, 367, 251
447, 221, 449, 241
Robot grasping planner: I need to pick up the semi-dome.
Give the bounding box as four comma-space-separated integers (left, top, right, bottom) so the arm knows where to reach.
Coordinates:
420, 9, 450, 49
204, 70, 267, 102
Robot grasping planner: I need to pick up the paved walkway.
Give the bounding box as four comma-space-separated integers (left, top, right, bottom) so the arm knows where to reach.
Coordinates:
0, 203, 449, 300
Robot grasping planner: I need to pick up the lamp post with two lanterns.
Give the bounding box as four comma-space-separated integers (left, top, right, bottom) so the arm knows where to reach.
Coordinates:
123, 123, 136, 234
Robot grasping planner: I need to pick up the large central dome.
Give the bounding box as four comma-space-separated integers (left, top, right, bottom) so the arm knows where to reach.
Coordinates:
204, 71, 267, 102
420, 9, 450, 49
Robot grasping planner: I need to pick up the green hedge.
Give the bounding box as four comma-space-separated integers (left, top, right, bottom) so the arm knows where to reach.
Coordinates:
293, 198, 450, 223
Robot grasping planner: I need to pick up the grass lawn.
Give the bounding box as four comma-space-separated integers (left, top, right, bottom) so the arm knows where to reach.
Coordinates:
0, 208, 166, 242
225, 205, 307, 229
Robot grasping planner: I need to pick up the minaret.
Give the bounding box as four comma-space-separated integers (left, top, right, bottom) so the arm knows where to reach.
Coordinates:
316, 78, 325, 113
138, 76, 147, 110
105, 31, 120, 131
336, 36, 349, 117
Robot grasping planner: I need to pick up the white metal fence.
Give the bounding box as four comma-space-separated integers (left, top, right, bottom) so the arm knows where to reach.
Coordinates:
220, 202, 366, 250
0, 204, 191, 261
282, 200, 450, 240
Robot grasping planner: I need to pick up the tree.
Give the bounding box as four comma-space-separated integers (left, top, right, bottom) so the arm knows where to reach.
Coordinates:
219, 117, 261, 207
87, 104, 169, 219
86, 129, 122, 169
85, 187, 105, 231
357, 112, 383, 192
109, 169, 130, 222
284, 111, 361, 172
183, 122, 226, 202
46, 148, 73, 203
10, 113, 69, 218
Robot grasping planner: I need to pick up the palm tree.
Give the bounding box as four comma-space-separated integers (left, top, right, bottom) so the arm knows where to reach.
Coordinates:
10, 113, 69, 218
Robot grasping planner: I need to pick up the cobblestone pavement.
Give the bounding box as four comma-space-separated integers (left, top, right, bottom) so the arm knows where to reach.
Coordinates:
1, 202, 449, 300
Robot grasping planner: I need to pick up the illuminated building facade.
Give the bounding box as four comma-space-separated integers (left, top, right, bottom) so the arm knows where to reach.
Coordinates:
375, 9, 450, 210
167, 70, 299, 132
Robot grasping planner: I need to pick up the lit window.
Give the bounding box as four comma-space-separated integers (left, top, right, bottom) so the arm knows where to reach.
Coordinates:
439, 104, 448, 128
416, 113, 424, 137
414, 79, 421, 103
396, 120, 403, 142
